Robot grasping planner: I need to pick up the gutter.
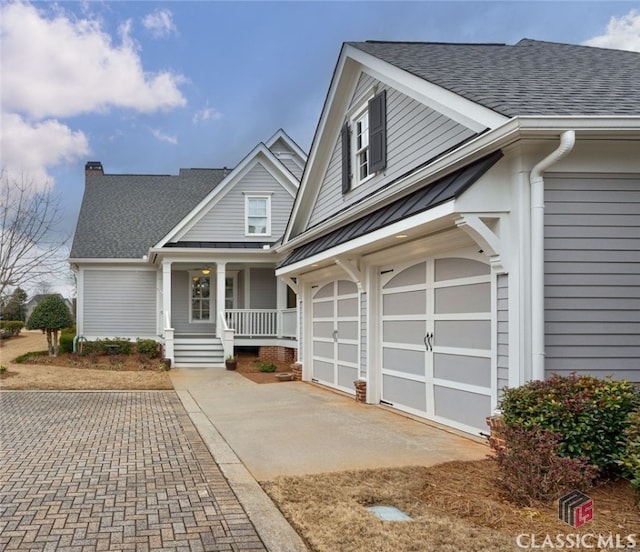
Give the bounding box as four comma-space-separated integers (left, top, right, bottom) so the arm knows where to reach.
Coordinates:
530, 130, 575, 381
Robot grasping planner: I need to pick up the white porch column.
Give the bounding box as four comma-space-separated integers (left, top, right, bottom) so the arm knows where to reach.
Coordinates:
276, 277, 288, 338
216, 262, 226, 338
162, 260, 174, 361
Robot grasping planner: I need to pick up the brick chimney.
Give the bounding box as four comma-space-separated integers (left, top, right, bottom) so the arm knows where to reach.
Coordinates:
85, 161, 103, 176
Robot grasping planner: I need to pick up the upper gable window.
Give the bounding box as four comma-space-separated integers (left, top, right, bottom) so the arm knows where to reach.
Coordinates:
245, 195, 271, 236
342, 89, 387, 194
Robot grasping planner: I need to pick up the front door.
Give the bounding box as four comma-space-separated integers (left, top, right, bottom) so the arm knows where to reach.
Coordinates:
380, 251, 493, 434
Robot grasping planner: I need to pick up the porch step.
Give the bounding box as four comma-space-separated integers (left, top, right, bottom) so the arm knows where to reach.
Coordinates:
173, 337, 224, 368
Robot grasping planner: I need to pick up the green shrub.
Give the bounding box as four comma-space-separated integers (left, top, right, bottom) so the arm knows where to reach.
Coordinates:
80, 338, 132, 355
0, 365, 7, 373
59, 333, 74, 354
136, 339, 160, 358
0, 320, 25, 338
489, 424, 598, 506
257, 361, 277, 373
615, 409, 640, 502
500, 373, 640, 476
80, 339, 106, 355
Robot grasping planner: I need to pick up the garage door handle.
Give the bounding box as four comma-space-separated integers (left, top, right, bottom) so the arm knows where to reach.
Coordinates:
424, 333, 433, 351
333, 330, 338, 342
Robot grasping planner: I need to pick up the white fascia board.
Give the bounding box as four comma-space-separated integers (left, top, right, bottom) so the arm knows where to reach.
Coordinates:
345, 45, 507, 132
276, 200, 455, 277
69, 257, 150, 265
149, 247, 280, 265
155, 145, 299, 248
265, 128, 308, 163
284, 48, 359, 243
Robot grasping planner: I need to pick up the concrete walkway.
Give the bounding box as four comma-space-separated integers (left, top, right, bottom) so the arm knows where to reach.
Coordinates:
169, 367, 487, 551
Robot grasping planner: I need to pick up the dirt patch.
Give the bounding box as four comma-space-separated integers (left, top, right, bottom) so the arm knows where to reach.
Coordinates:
263, 459, 639, 552
234, 352, 295, 384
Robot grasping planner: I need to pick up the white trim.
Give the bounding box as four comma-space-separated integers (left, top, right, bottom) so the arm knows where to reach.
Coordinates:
265, 128, 308, 163
276, 200, 455, 277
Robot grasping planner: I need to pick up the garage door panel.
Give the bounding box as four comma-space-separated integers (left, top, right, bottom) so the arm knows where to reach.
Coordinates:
313, 341, 334, 359
383, 320, 426, 345
434, 353, 490, 387
313, 360, 334, 383
383, 347, 425, 376
313, 322, 334, 338
434, 257, 490, 281
312, 301, 333, 318
338, 365, 358, 389
337, 321, 358, 340
383, 290, 427, 315
435, 283, 490, 314
337, 297, 358, 316
434, 386, 491, 429
434, 320, 491, 350
383, 262, 426, 288
314, 283, 335, 298
383, 375, 427, 412
338, 280, 358, 295
338, 343, 358, 364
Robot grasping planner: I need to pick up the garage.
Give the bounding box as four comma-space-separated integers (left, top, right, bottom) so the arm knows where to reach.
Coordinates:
311, 280, 359, 394
380, 251, 493, 434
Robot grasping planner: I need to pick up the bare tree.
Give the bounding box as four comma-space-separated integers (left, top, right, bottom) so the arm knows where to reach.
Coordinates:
0, 171, 68, 299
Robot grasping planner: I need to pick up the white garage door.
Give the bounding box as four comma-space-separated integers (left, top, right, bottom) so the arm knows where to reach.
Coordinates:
311, 280, 359, 394
380, 254, 493, 434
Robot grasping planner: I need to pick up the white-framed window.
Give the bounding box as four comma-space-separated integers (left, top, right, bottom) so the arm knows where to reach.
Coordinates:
245, 195, 271, 236
352, 104, 371, 186
190, 273, 211, 322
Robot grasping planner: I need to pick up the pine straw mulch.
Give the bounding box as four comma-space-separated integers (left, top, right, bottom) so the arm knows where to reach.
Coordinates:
233, 351, 296, 384
262, 458, 639, 552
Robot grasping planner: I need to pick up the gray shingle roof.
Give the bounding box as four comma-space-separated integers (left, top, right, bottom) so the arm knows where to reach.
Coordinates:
349, 39, 640, 117
70, 169, 227, 259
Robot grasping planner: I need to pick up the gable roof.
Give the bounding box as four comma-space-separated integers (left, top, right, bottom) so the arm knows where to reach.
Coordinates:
349, 39, 640, 117
70, 169, 227, 259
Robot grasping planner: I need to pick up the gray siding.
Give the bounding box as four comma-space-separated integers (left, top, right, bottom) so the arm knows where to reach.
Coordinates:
497, 274, 509, 393
269, 138, 304, 179
360, 292, 367, 379
249, 267, 277, 309
182, 162, 294, 241
83, 269, 156, 336
307, 74, 476, 228
544, 174, 640, 382
171, 271, 216, 335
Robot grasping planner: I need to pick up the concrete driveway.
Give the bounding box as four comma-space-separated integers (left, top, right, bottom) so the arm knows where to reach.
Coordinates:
169, 368, 487, 481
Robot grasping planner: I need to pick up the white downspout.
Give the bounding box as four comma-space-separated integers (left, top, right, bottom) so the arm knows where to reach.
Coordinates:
530, 130, 575, 381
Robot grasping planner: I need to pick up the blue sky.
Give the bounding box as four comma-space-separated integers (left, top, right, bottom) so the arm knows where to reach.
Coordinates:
1, 1, 640, 295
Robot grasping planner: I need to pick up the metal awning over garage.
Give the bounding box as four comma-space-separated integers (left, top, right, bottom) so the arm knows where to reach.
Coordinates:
279, 150, 503, 268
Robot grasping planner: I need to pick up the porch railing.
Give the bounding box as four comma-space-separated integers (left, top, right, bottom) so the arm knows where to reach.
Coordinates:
225, 309, 297, 338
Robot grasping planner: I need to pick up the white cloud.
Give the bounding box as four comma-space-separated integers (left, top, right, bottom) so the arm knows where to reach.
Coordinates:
193, 106, 223, 125
150, 128, 178, 145
142, 8, 177, 38
584, 9, 640, 52
0, 112, 90, 189
1, 2, 186, 118
0, 1, 187, 185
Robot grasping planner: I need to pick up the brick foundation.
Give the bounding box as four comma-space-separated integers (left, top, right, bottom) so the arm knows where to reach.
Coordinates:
290, 362, 302, 381
354, 380, 367, 403
258, 346, 297, 363
486, 414, 506, 448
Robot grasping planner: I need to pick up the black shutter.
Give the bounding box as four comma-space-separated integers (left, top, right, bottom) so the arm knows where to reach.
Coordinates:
368, 90, 387, 173
341, 122, 351, 194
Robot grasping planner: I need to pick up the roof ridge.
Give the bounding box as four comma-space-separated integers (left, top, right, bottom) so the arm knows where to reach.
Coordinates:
360, 40, 505, 46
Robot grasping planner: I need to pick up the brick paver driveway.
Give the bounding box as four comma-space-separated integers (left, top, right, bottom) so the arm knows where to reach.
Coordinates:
0, 391, 266, 551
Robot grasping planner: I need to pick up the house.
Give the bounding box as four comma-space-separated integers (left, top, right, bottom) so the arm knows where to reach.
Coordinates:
69, 130, 305, 367
275, 39, 640, 435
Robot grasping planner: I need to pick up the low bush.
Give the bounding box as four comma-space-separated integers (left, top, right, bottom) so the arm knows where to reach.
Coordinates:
500, 373, 640, 476
14, 351, 49, 363
59, 333, 74, 354
0, 320, 25, 338
257, 361, 277, 373
489, 424, 598, 506
615, 409, 640, 503
136, 339, 160, 358
80, 338, 132, 356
